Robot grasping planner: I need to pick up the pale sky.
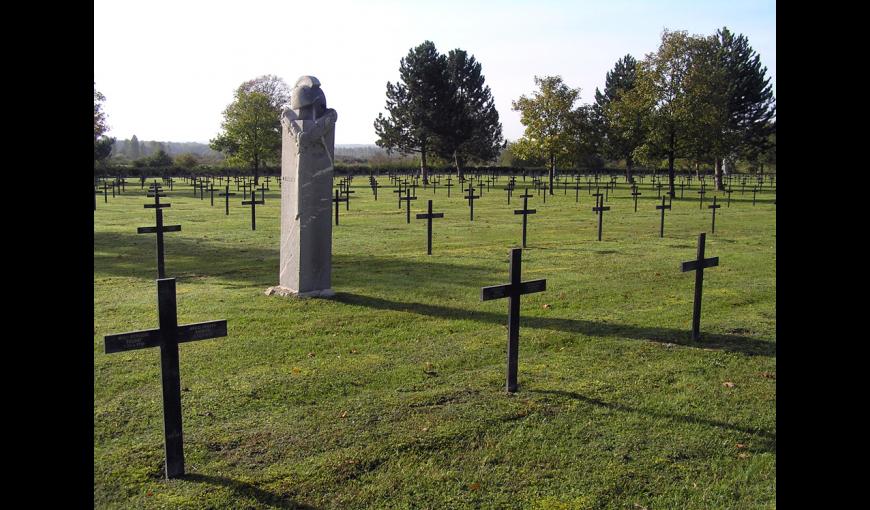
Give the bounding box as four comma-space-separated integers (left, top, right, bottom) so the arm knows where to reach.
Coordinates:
94, 0, 775, 145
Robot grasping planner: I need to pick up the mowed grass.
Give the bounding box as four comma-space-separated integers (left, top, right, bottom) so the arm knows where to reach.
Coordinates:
94, 175, 776, 509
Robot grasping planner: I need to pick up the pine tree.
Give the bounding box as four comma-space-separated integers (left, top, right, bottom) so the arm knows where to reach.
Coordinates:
130, 134, 140, 159
374, 41, 452, 184
594, 55, 646, 183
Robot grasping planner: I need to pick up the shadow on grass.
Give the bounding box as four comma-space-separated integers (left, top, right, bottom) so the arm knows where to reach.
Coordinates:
181, 473, 318, 509
531, 389, 776, 452
333, 292, 775, 358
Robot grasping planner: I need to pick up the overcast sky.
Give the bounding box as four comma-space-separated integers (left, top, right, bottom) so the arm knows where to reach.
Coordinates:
94, 0, 775, 145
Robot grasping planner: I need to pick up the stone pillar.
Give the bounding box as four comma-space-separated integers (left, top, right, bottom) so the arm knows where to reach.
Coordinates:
268, 76, 337, 298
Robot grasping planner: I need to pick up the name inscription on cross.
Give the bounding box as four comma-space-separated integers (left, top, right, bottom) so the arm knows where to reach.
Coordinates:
415, 199, 444, 255
514, 189, 536, 248
481, 248, 546, 393
138, 191, 181, 279
680, 233, 719, 341
104, 278, 228, 479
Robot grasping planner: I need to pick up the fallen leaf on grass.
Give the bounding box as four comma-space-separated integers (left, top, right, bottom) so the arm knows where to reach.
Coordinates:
339, 411, 348, 418
760, 371, 776, 379
738, 452, 749, 459
307, 352, 315, 358
350, 349, 358, 354
292, 367, 301, 374
469, 482, 480, 491
722, 381, 735, 388
736, 443, 747, 449
542, 304, 552, 309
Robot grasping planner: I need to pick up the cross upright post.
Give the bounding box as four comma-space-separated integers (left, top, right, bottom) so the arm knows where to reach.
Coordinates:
631, 186, 641, 212
514, 189, 536, 248
464, 185, 480, 221
592, 195, 610, 241
680, 233, 719, 341
332, 189, 348, 225
103, 278, 227, 479
415, 199, 444, 255
139, 192, 181, 279
697, 188, 706, 209
241, 193, 265, 230
480, 248, 546, 393
209, 184, 216, 206
401, 188, 418, 224
219, 185, 236, 215
656, 195, 671, 238
708, 195, 721, 233
393, 182, 405, 209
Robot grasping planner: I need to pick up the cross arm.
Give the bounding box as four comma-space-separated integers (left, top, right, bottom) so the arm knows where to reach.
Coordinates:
514, 209, 537, 215
138, 225, 181, 234
680, 257, 720, 272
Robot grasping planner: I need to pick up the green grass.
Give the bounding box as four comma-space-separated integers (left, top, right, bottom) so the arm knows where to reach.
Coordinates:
94, 176, 775, 509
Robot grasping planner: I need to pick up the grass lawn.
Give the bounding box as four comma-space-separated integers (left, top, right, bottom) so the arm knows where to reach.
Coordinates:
94, 174, 776, 509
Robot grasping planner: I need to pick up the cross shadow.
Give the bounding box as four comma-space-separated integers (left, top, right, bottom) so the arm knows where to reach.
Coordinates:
332, 292, 775, 357
531, 389, 776, 452
180, 473, 318, 509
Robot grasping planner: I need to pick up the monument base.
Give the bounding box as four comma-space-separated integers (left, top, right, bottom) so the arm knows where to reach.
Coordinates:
265, 286, 335, 299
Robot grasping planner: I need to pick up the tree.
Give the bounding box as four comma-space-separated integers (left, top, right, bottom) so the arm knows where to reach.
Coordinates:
130, 134, 140, 159
148, 149, 173, 167
175, 153, 199, 170
94, 85, 115, 166
374, 41, 452, 184
708, 27, 776, 189
434, 49, 504, 178
630, 30, 707, 197
594, 55, 647, 183
211, 75, 290, 185
511, 76, 581, 194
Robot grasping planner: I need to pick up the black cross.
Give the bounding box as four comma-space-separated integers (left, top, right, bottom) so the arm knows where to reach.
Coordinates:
393, 182, 405, 209
697, 188, 706, 209
102, 181, 110, 203
725, 188, 733, 208
139, 192, 181, 279
415, 200, 444, 255
656, 195, 671, 238
445, 177, 454, 198
592, 195, 610, 241
480, 248, 546, 393
209, 184, 216, 206
680, 233, 719, 341
708, 196, 721, 233
752, 187, 758, 206
241, 181, 252, 200
103, 278, 228, 479
218, 185, 236, 215
592, 188, 603, 214
573, 180, 582, 203
371, 180, 382, 200
464, 186, 480, 221
401, 188, 418, 224
241, 193, 265, 230
514, 189, 536, 248
332, 189, 348, 225
631, 186, 642, 212
340, 186, 355, 211
504, 183, 514, 204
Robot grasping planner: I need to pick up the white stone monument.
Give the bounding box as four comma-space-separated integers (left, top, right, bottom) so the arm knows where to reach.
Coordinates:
267, 76, 338, 298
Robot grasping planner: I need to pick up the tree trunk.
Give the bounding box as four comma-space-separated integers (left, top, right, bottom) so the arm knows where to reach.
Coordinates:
625, 154, 635, 184
253, 155, 259, 187
420, 146, 429, 184
714, 157, 724, 190
695, 161, 701, 180
454, 150, 463, 181
549, 152, 555, 195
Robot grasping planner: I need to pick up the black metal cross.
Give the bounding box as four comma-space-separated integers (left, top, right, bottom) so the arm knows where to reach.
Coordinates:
725, 188, 732, 208
139, 192, 181, 279
514, 189, 536, 248
209, 184, 216, 206
332, 189, 348, 225
445, 176, 453, 198
592, 195, 610, 241
631, 186, 642, 212
656, 195, 671, 238
400, 188, 417, 224
680, 233, 719, 341
415, 199, 444, 255
464, 186, 480, 221
393, 182, 405, 209
708, 195, 721, 233
480, 248, 546, 393
241, 193, 265, 230
218, 185, 236, 215
340, 186, 355, 211
103, 278, 228, 479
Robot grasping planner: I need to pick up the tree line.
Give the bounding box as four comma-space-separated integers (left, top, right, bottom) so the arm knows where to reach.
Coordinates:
95, 26, 774, 195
